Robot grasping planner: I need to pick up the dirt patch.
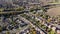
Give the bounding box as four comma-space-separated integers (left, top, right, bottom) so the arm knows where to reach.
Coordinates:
46, 7, 60, 16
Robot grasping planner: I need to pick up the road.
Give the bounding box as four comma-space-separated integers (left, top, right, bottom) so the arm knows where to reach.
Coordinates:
0, 10, 29, 15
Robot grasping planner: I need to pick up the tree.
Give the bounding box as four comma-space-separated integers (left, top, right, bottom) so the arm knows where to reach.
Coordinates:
16, 7, 24, 11
0, 8, 4, 12
47, 18, 51, 23
6, 31, 10, 34
30, 28, 36, 34
30, 8, 34, 12
55, 0, 58, 2
40, 7, 47, 12
48, 30, 55, 34
0, 26, 2, 32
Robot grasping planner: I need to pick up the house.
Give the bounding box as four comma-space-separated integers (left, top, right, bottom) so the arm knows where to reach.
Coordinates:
52, 26, 56, 31
57, 30, 60, 34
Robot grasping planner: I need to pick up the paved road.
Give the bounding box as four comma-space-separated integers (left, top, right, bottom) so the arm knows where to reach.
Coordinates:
0, 10, 29, 15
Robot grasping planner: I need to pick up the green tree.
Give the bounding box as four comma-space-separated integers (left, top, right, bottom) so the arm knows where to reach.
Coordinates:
30, 8, 34, 12
48, 29, 55, 34
16, 7, 24, 11
6, 31, 10, 34
0, 26, 2, 32
40, 7, 47, 12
